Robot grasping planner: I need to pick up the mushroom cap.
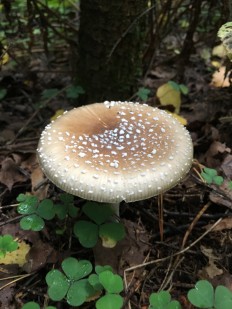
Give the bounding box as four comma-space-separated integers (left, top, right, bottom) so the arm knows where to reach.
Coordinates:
37, 101, 193, 203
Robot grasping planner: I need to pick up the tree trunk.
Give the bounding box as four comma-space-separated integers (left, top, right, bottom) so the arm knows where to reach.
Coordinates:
77, 0, 147, 103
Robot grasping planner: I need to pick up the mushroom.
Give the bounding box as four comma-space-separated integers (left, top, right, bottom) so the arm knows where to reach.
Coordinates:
37, 101, 193, 211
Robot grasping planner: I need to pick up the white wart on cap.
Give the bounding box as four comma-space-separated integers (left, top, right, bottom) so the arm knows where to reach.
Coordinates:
37, 101, 193, 203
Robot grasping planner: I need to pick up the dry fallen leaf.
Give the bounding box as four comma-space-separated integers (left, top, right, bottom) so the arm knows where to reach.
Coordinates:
167, 112, 187, 125
22, 239, 55, 273
200, 246, 223, 279
156, 82, 181, 113
211, 66, 231, 87
0, 157, 29, 190
0, 264, 19, 307
205, 217, 232, 232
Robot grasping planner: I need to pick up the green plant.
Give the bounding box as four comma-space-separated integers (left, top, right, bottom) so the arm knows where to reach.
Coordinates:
0, 234, 18, 258
17, 193, 79, 231
73, 202, 125, 248
137, 87, 151, 101
65, 85, 85, 99
17, 194, 56, 231
88, 265, 124, 309
149, 291, 181, 309
167, 81, 189, 95
188, 280, 232, 309
21, 302, 56, 309
46, 257, 123, 308
0, 88, 7, 100
218, 22, 232, 61
148, 280, 232, 309
54, 193, 78, 219
201, 167, 224, 186
228, 181, 232, 189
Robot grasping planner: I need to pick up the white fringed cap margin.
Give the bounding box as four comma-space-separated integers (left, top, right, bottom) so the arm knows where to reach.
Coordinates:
37, 101, 193, 203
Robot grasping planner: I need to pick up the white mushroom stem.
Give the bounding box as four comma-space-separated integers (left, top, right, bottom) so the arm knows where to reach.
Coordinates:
109, 202, 120, 217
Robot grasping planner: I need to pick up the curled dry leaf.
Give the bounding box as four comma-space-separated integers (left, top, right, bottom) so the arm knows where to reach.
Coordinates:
205, 217, 232, 232
0, 157, 29, 190
200, 246, 223, 279
211, 66, 231, 88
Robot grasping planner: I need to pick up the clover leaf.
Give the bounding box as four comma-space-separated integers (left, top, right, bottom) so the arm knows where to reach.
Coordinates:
149, 291, 181, 309
0, 234, 18, 258
46, 257, 95, 306
201, 167, 224, 186
187, 280, 214, 308
17, 194, 55, 231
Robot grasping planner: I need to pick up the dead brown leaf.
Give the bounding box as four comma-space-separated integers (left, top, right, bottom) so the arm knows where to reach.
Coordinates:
211, 66, 231, 88
0, 264, 19, 308
199, 246, 223, 279
0, 157, 29, 190
205, 217, 232, 232
22, 239, 56, 273
204, 141, 231, 167
221, 154, 232, 178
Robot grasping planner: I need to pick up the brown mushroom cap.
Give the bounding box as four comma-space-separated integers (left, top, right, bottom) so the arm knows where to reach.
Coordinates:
37, 101, 193, 203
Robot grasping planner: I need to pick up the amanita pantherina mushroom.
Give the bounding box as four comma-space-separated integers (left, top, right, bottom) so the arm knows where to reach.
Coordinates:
37, 101, 193, 206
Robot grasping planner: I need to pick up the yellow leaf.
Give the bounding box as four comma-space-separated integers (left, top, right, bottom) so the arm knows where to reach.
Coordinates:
211, 60, 221, 68
0, 241, 30, 267
0, 51, 10, 66
50, 109, 65, 121
156, 83, 181, 113
212, 44, 227, 58
166, 111, 187, 125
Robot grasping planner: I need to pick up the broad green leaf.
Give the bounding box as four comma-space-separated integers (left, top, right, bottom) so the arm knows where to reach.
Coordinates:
187, 280, 214, 308
179, 84, 189, 95
17, 195, 38, 215
88, 274, 103, 291
2, 235, 18, 252
67, 279, 95, 306
168, 81, 180, 91
46, 269, 69, 301
98, 270, 123, 293
62, 257, 92, 280
214, 285, 232, 309
96, 294, 123, 309
54, 203, 67, 220
99, 222, 125, 248
37, 199, 55, 220
66, 85, 85, 99
83, 202, 114, 225
203, 167, 218, 177
0, 235, 18, 256
201, 171, 213, 184
73, 220, 99, 248
149, 291, 171, 308
20, 215, 44, 231
213, 175, 224, 186
41, 88, 59, 100
228, 181, 232, 189
95, 265, 113, 275
0, 88, 7, 100
166, 300, 182, 309
137, 87, 151, 101
22, 302, 40, 309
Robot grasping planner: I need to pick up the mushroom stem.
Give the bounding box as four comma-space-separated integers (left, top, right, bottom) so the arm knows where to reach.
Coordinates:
109, 202, 120, 217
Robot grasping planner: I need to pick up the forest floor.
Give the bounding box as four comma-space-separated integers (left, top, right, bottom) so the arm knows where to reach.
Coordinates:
0, 41, 232, 309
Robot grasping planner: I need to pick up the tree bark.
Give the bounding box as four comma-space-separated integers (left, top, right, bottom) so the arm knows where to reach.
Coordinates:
77, 0, 147, 103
